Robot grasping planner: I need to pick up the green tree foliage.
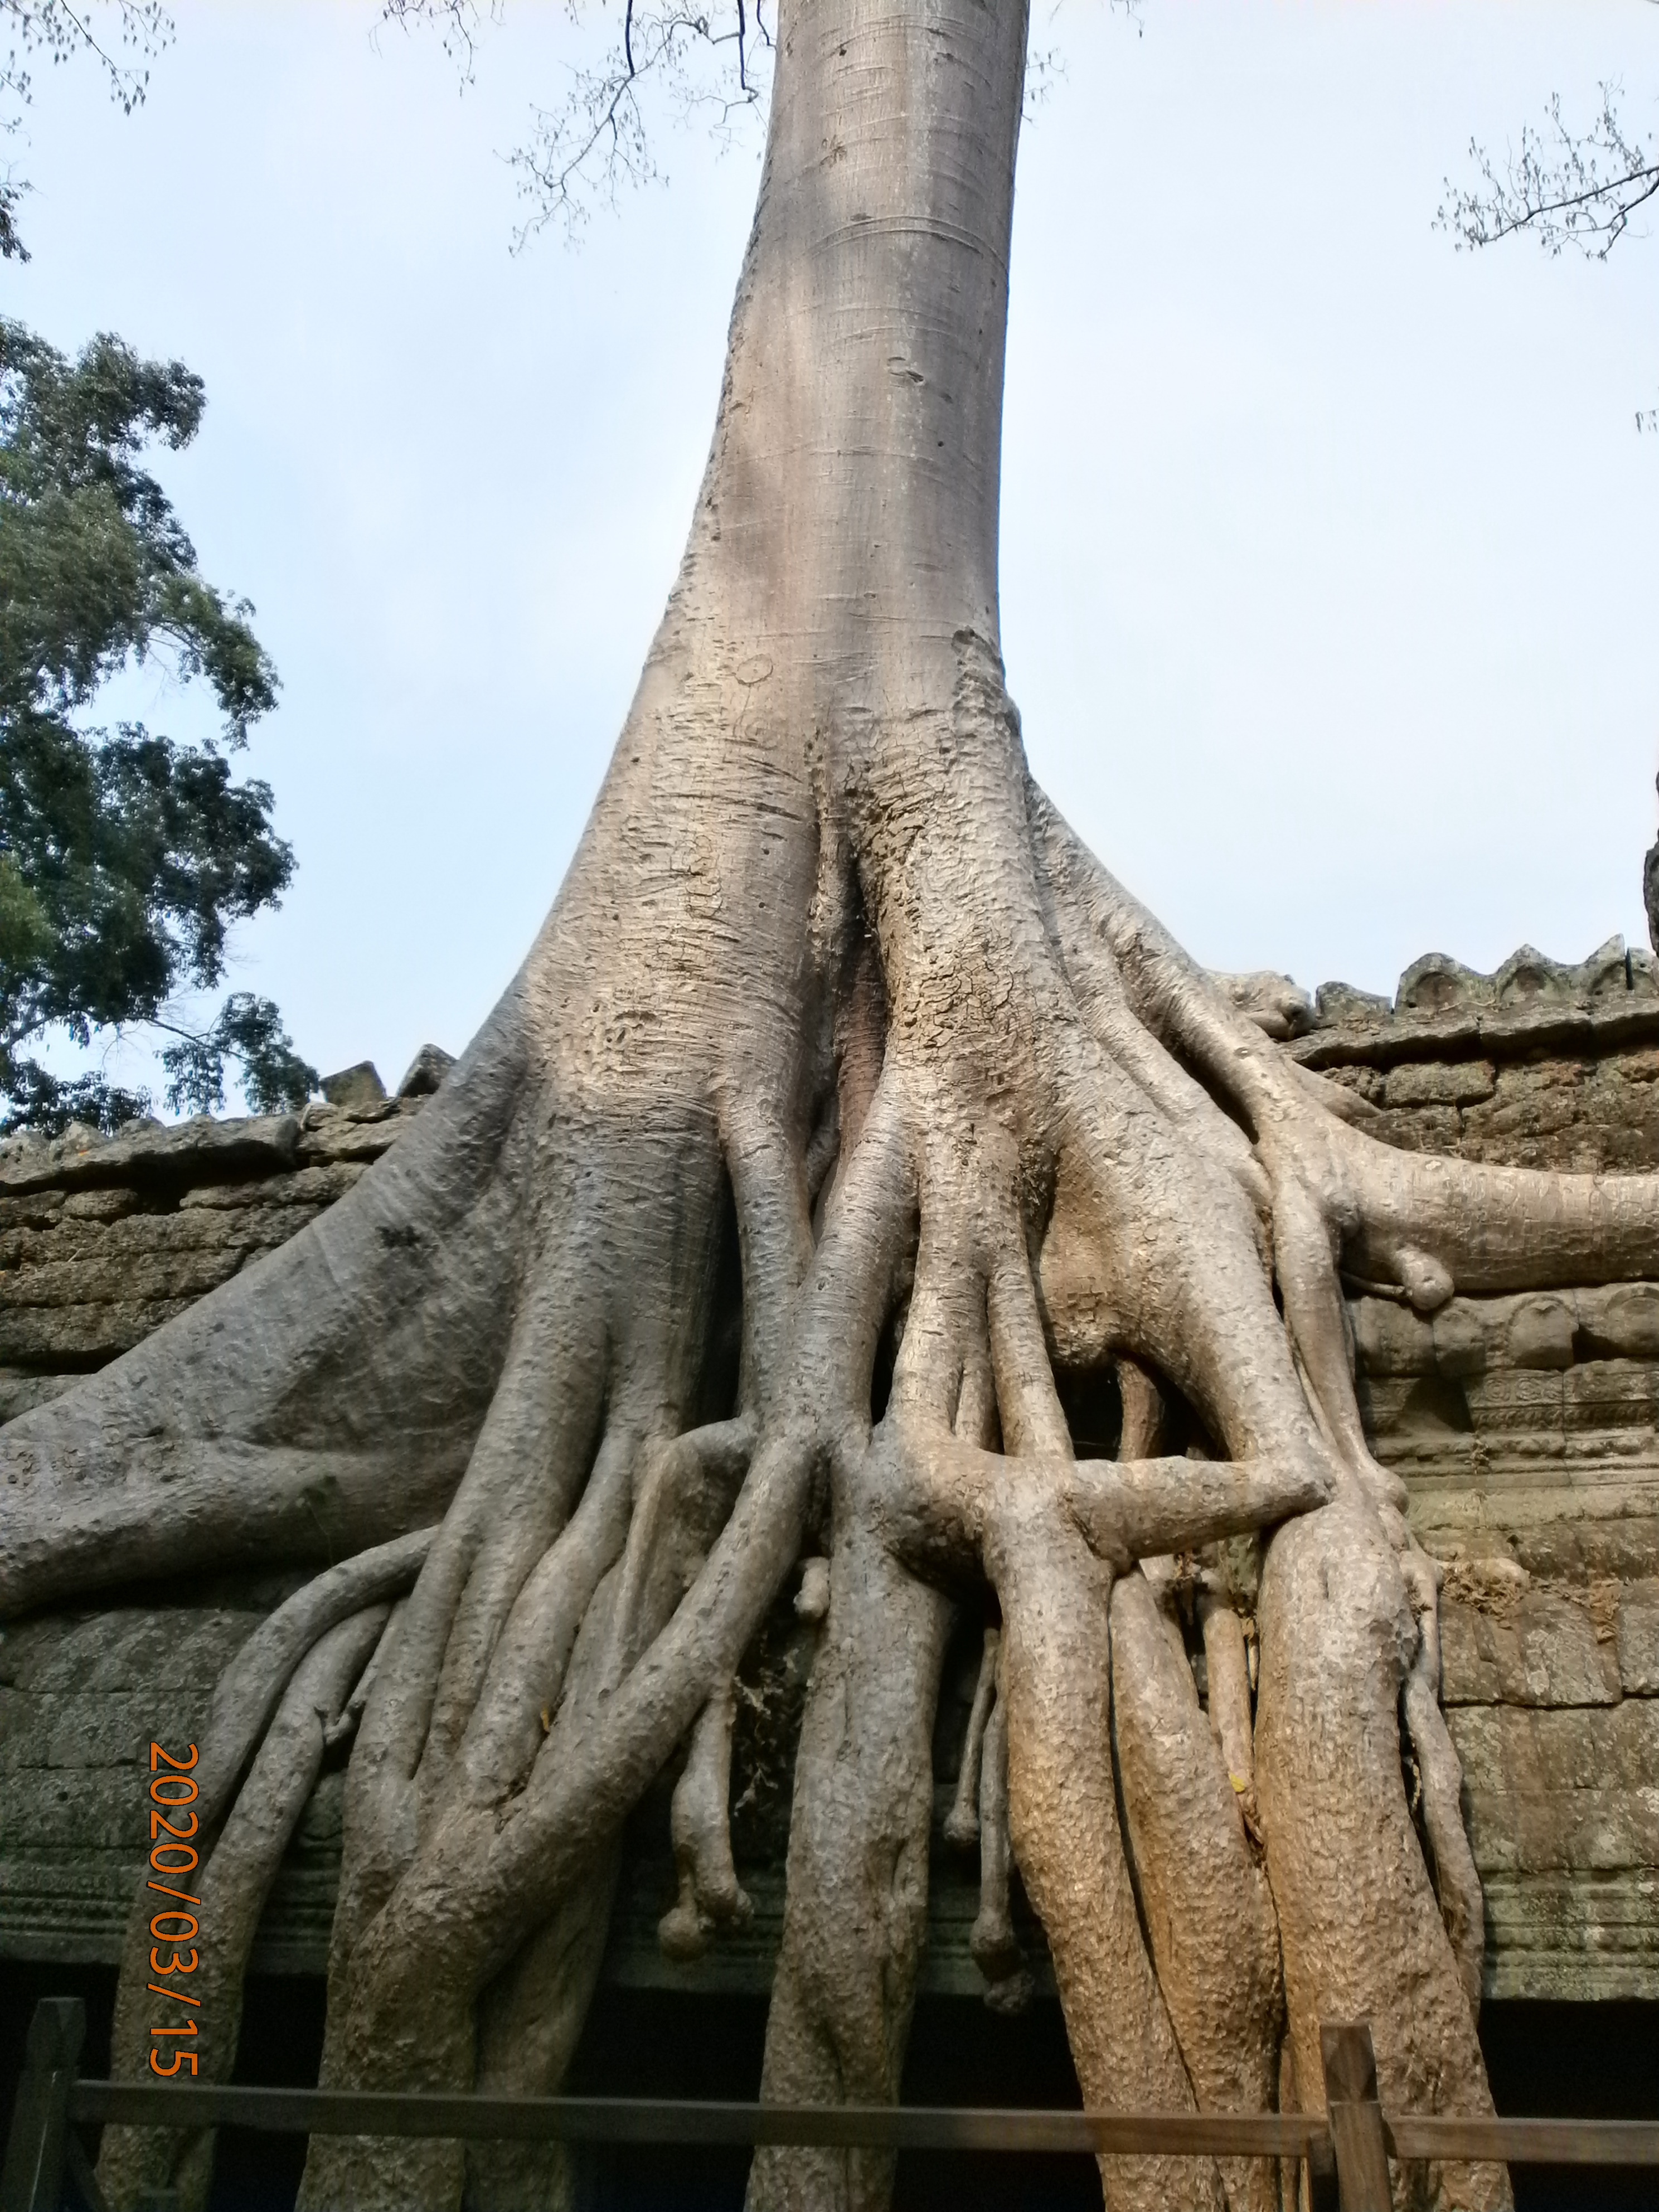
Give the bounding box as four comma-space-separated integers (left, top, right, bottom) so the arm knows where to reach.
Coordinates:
0, 316, 316, 1131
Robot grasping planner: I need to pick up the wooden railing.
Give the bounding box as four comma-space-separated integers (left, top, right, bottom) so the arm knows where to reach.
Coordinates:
5, 1997, 1657, 2212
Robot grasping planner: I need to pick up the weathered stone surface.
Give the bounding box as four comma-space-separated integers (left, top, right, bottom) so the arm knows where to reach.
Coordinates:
1314, 981, 1391, 1030
178, 1164, 365, 1211
1448, 1701, 1659, 1851
0, 1599, 266, 1962
0, 1371, 78, 1423
320, 1062, 387, 1110
1292, 934, 1659, 1098
0, 1107, 411, 1394
0, 1113, 303, 1196
1618, 1580, 1659, 1695
1480, 1867, 1659, 2001
295, 1098, 422, 1166
1384, 1060, 1495, 1109
1440, 1589, 1621, 1708
396, 1044, 455, 1099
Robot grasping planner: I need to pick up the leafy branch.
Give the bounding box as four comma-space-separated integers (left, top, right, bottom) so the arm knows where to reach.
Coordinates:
2, 0, 174, 260
156, 992, 316, 1118
1438, 80, 1657, 262
1438, 76, 1659, 433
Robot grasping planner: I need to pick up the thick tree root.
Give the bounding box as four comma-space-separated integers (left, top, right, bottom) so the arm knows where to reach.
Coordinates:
15, 13, 1659, 2209
1111, 1570, 1282, 2212
660, 1679, 753, 1958
195, 1531, 435, 1824
997, 1509, 1223, 2212
942, 1624, 998, 1849
1400, 1550, 1484, 2026
967, 1654, 1032, 2012
746, 1485, 953, 2212
1256, 1503, 1510, 2212
100, 1605, 392, 2212
1199, 1590, 1263, 1849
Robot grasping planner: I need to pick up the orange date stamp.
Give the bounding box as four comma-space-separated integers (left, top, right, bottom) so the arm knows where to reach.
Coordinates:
145, 1740, 203, 2075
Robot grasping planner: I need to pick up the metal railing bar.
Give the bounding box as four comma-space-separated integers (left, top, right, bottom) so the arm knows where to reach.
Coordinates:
1385, 2117, 1659, 2168
67, 2085, 1323, 2156
68, 2079, 1659, 2167
20, 1998, 1659, 2212
60, 2084, 1659, 2166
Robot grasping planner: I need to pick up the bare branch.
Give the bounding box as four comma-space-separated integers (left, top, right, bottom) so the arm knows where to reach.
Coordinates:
379, 2, 772, 246
508, 5, 772, 248
1438, 81, 1658, 261
375, 0, 499, 86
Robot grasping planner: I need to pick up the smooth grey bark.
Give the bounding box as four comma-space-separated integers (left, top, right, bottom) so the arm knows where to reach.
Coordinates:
7, 6, 1659, 2210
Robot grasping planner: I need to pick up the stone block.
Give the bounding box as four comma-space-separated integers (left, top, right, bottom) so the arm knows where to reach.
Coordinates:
320, 1063, 387, 1109
0, 1298, 194, 1367
0, 1194, 65, 1232
1396, 954, 1494, 1017
296, 1101, 421, 1166
1561, 1361, 1656, 1435
178, 1165, 361, 1211
1433, 1303, 1492, 1379
1619, 1582, 1659, 1695
1348, 1298, 1435, 1377
1452, 1699, 1659, 1799
1505, 1515, 1659, 1590
0, 1372, 76, 1422
1323, 1064, 1387, 1107
1384, 1060, 1496, 1108
1380, 1104, 1466, 1154
1481, 1867, 1659, 2001
1313, 981, 1391, 1029
1578, 1284, 1659, 1362
1460, 1782, 1659, 1878
1496, 945, 1590, 1013
0, 1113, 302, 1197
1440, 1589, 1621, 1707
1507, 1296, 1578, 1370
397, 1044, 455, 1098
60, 1189, 140, 1223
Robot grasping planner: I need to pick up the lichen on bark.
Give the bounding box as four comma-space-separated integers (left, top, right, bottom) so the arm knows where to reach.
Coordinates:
3, 7, 1658, 2210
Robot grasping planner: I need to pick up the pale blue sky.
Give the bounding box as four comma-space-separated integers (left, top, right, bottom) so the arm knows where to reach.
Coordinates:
6, 1, 1658, 1105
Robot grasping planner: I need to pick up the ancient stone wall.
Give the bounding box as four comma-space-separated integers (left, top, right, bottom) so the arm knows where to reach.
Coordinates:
0, 1089, 430, 1425
1291, 939, 1659, 2001
0, 1071, 435, 1972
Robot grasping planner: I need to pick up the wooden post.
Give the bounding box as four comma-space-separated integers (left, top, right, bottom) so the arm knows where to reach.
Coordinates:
1321, 2021, 1393, 2212
1, 1997, 84, 2212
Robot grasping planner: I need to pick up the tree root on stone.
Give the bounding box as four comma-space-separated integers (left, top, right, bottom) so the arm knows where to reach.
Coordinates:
10, 95, 1659, 2198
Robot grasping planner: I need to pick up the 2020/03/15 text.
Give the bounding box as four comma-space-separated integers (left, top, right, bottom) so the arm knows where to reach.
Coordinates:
145, 1741, 203, 2075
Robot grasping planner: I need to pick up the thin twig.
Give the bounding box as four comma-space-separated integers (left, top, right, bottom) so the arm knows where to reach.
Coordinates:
1438, 83, 1659, 262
